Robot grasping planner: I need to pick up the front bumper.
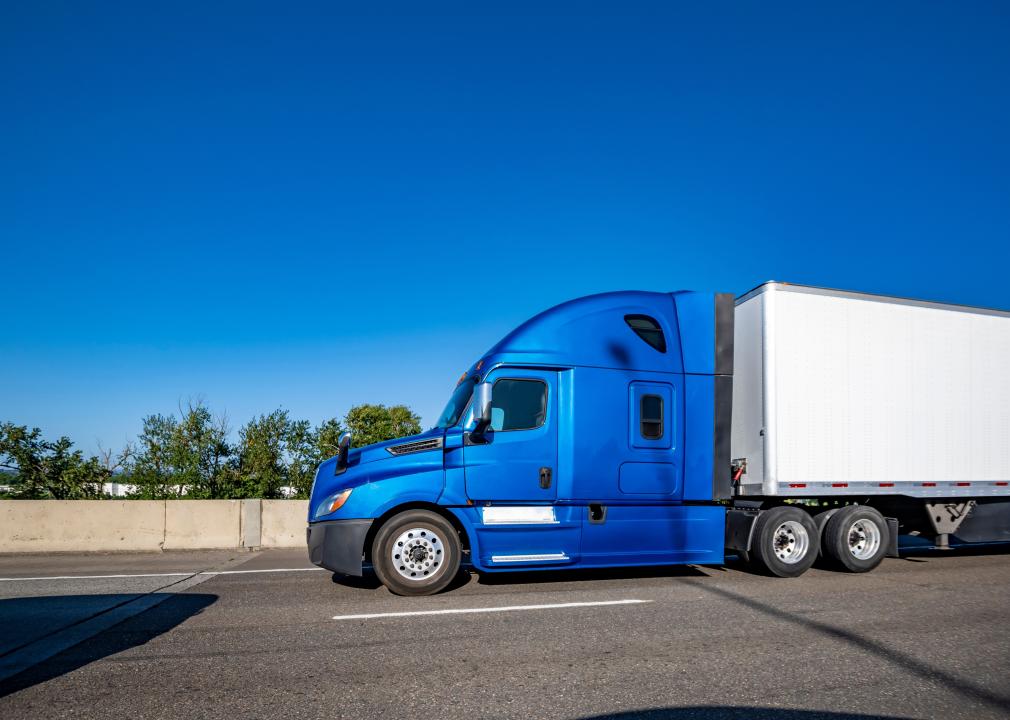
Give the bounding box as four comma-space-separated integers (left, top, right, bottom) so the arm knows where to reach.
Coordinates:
306, 519, 374, 576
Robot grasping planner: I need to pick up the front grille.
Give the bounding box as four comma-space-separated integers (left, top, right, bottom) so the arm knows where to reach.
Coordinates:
386, 437, 443, 456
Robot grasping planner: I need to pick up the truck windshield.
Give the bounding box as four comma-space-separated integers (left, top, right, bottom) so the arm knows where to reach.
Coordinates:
436, 375, 476, 428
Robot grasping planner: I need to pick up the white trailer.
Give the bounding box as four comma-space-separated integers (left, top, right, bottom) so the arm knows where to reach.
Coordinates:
726, 282, 1010, 576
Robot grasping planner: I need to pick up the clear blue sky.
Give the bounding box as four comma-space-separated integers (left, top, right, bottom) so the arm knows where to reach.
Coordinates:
2, 2, 1009, 455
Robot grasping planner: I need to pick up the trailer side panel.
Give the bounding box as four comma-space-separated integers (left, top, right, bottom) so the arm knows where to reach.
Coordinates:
732, 283, 1010, 498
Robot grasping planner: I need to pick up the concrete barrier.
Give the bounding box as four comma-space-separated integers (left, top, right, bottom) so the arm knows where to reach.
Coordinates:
0, 500, 165, 553
164, 500, 242, 550
241, 499, 261, 549
261, 500, 309, 548
0, 500, 310, 553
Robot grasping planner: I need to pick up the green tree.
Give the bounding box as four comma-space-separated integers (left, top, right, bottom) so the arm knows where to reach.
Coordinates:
0, 468, 20, 498
0, 422, 109, 499
313, 417, 345, 461
286, 418, 320, 498
126, 402, 232, 499
237, 413, 351, 499
2, 399, 423, 501
388, 405, 423, 439
237, 410, 290, 499
127, 413, 178, 498
173, 403, 232, 498
344, 404, 421, 448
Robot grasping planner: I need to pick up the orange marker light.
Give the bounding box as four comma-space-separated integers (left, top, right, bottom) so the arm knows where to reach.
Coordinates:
328, 489, 353, 513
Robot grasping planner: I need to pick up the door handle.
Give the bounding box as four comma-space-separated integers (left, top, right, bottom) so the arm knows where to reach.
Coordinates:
539, 467, 552, 489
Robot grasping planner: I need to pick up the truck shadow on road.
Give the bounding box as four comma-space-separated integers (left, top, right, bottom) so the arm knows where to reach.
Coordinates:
473, 564, 710, 586
579, 708, 913, 719
328, 545, 1010, 592
0, 593, 217, 698
684, 581, 1010, 718
896, 543, 1010, 559
330, 564, 710, 592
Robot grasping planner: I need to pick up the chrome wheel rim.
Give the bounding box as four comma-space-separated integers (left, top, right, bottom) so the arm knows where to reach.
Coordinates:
772, 520, 810, 564
847, 519, 881, 560
390, 527, 445, 581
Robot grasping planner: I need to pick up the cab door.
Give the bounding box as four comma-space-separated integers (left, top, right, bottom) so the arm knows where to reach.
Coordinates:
463, 368, 558, 502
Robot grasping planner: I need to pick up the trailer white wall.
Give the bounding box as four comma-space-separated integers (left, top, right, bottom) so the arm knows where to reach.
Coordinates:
731, 283, 1010, 498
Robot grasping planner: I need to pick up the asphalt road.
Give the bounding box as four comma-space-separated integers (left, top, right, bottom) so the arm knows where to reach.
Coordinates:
1, 547, 1008, 720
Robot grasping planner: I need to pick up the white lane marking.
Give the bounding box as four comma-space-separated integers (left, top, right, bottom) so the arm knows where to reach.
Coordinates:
0, 572, 193, 582
332, 598, 650, 621
0, 567, 326, 582
205, 567, 325, 576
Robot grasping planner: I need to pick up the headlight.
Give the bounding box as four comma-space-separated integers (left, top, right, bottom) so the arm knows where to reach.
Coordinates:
314, 488, 352, 519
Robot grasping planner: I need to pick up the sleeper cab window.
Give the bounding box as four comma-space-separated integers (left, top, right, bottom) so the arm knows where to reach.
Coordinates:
624, 315, 666, 353
640, 394, 663, 440
491, 379, 547, 432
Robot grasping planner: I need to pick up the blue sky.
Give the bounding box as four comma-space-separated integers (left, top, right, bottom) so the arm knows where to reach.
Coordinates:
2, 2, 1009, 455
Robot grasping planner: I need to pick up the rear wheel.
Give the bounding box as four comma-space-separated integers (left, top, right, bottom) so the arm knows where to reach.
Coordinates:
823, 505, 888, 573
372, 510, 462, 596
750, 506, 819, 578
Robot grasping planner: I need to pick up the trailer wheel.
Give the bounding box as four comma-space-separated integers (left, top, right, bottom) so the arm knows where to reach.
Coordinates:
749, 506, 819, 578
371, 510, 461, 596
823, 505, 889, 573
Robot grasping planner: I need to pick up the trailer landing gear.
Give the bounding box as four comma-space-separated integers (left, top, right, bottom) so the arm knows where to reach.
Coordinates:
926, 501, 976, 550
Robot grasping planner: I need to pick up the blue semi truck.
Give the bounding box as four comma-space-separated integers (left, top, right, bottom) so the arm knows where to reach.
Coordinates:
307, 283, 1010, 595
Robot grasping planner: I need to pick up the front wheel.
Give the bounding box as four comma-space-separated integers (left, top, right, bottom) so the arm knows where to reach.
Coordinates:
371, 510, 462, 596
749, 505, 819, 578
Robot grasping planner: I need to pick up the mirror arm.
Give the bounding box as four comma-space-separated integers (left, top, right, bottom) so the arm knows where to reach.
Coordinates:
471, 382, 494, 439
472, 417, 490, 437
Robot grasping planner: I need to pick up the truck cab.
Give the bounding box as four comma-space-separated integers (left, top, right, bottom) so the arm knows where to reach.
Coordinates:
307, 290, 734, 595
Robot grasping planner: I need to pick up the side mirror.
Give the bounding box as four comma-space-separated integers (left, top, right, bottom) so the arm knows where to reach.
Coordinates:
472, 382, 493, 435
337, 432, 352, 468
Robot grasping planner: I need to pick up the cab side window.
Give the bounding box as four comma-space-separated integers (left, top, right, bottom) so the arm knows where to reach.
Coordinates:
491, 379, 547, 431
629, 381, 673, 450
624, 315, 667, 353
640, 394, 663, 440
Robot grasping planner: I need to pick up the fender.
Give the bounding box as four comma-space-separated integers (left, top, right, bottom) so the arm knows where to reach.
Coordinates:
447, 506, 486, 571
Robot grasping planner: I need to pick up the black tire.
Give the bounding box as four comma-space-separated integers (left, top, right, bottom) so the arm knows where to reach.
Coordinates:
749, 505, 819, 578
823, 505, 889, 573
810, 508, 842, 568
371, 510, 462, 596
